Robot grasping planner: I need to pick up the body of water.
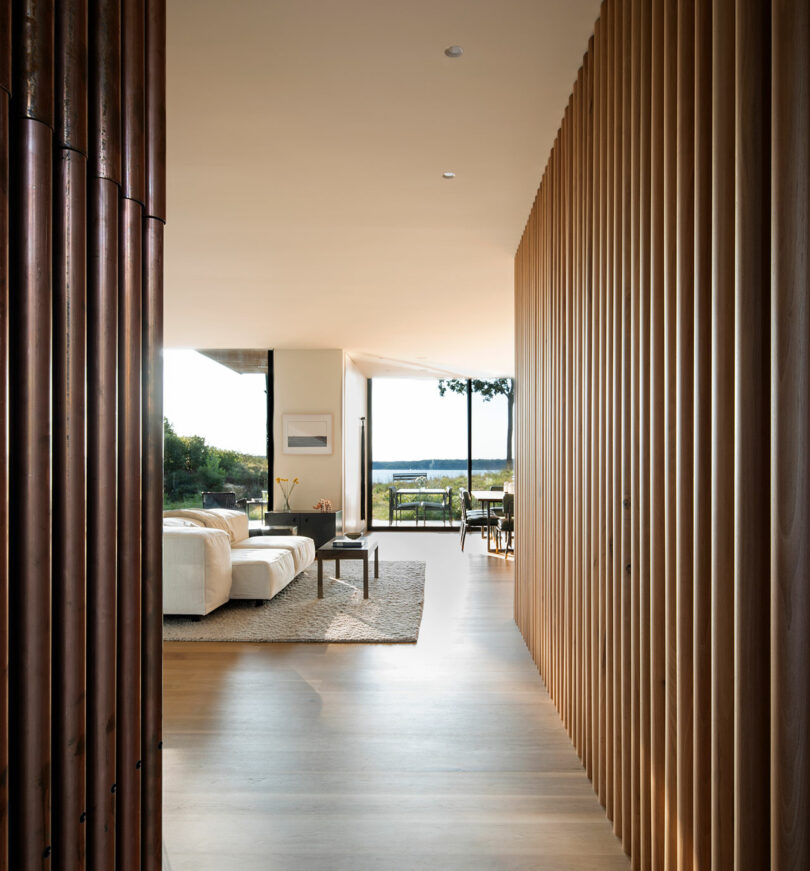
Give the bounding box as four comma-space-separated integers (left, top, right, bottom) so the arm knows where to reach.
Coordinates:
372, 468, 501, 484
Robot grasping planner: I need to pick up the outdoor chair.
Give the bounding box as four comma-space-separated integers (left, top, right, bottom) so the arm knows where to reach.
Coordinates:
389, 486, 419, 525
495, 492, 514, 556
201, 491, 247, 511
420, 486, 452, 526
459, 487, 498, 551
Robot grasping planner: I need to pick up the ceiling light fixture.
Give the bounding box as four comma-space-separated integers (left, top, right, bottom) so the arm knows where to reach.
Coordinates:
442, 171, 456, 179
444, 45, 463, 58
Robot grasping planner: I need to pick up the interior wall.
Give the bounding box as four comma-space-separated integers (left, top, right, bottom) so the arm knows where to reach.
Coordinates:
1, 1, 166, 868
342, 354, 368, 533
513, 1, 809, 869
273, 349, 344, 511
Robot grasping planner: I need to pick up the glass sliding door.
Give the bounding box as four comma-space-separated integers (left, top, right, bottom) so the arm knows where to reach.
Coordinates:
369, 377, 466, 528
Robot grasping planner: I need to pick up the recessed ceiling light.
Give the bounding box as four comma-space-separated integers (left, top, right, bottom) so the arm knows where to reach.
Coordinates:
442, 171, 456, 179
444, 45, 464, 58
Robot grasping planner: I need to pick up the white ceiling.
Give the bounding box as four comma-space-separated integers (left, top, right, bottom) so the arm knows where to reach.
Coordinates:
165, 0, 600, 377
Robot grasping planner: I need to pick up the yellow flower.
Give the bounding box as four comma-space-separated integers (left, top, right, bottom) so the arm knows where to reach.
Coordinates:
293, 478, 300, 484
275, 477, 281, 483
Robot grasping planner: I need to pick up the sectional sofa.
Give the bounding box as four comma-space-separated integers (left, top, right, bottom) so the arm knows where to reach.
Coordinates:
162, 508, 316, 616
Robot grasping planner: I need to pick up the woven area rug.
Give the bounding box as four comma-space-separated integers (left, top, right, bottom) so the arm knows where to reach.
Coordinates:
163, 560, 426, 643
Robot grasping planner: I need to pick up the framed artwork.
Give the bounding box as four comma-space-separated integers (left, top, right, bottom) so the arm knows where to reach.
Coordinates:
282, 413, 333, 455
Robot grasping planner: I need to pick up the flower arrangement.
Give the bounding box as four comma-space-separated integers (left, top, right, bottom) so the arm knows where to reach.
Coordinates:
275, 476, 299, 511
415, 475, 428, 490
313, 498, 333, 513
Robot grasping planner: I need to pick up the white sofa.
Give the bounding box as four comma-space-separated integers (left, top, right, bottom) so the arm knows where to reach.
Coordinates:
162, 508, 316, 616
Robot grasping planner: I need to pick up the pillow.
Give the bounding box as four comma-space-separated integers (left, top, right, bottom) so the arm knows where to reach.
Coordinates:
163, 517, 200, 528
163, 508, 241, 541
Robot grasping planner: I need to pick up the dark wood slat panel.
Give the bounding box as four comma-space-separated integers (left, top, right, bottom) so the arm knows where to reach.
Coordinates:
52, 144, 87, 871
12, 0, 54, 126
0, 86, 8, 871
121, 0, 145, 204
88, 0, 120, 182
116, 195, 143, 871
691, 1, 712, 868
734, 1, 771, 867
86, 174, 118, 871
9, 114, 52, 871
710, 1, 735, 867
141, 217, 164, 871
675, 1, 695, 868
771, 1, 810, 867
55, 0, 87, 152
145, 0, 165, 221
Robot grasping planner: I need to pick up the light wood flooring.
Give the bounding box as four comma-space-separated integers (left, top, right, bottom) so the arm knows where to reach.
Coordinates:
163, 531, 629, 870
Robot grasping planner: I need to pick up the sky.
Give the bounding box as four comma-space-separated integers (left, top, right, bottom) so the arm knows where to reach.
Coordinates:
372, 378, 510, 461
163, 350, 512, 460
164, 350, 268, 455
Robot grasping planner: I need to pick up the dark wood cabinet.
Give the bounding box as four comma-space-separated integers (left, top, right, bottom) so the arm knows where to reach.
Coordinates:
263, 510, 343, 548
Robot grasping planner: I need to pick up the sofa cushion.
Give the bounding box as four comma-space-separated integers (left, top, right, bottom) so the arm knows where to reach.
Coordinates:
205, 508, 249, 543
230, 549, 296, 601
163, 516, 201, 528
163, 508, 245, 541
230, 535, 315, 574
163, 527, 232, 615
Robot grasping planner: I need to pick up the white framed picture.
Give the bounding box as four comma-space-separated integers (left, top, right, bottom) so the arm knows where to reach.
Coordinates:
282, 413, 333, 455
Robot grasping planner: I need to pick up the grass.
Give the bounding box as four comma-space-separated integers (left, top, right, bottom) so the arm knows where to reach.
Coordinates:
371, 467, 514, 523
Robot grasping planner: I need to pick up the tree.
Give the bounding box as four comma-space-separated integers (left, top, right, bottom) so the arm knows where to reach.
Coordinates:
437, 378, 514, 468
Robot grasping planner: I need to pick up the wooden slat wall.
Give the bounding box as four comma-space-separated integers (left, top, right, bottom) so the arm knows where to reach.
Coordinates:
513, 1, 810, 868
1, 1, 166, 868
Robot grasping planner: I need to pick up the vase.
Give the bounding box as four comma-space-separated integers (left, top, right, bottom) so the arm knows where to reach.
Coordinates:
282, 496, 291, 512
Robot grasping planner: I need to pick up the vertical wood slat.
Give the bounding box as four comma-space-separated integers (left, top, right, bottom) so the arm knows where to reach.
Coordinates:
52, 145, 87, 871
514, 2, 805, 871
86, 174, 118, 871
734, 0, 771, 868
0, 75, 8, 871
691, 0, 712, 868
87, 2, 121, 867
649, 1, 666, 867
53, 2, 87, 868
117, 196, 143, 871
142, 2, 166, 867
675, 0, 695, 868
710, 0, 735, 868
629, 0, 641, 858
637, 0, 652, 865
6, 2, 165, 869
770, 1, 810, 869
9, 117, 53, 871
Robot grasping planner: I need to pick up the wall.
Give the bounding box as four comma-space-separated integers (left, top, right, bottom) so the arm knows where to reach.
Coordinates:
514, 1, 809, 870
273, 349, 344, 511
1, 1, 166, 869
342, 355, 368, 533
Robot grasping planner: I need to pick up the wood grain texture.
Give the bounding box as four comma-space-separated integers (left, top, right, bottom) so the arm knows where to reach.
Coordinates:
734, 0, 771, 867
513, 2, 809, 869
770, 0, 810, 868
165, 534, 632, 871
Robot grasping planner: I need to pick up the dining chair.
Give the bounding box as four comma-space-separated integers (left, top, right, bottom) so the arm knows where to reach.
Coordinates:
459, 488, 497, 551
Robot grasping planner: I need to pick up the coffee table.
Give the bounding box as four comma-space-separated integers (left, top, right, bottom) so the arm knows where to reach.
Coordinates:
316, 537, 379, 599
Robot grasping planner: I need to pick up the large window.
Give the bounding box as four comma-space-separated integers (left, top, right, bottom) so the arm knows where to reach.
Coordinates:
369, 376, 513, 528
163, 350, 268, 514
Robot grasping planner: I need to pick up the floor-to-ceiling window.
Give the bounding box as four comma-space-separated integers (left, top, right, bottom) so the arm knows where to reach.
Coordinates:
368, 376, 514, 529
163, 350, 269, 519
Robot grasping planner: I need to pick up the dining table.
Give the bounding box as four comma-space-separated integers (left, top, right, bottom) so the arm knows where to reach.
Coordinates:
471, 490, 504, 553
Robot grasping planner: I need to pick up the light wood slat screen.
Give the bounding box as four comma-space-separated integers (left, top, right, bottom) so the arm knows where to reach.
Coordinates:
513, 0, 809, 868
